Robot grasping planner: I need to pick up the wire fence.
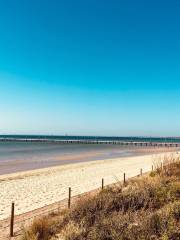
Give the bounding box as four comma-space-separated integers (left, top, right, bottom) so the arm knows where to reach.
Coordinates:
0, 165, 153, 240
0, 184, 101, 239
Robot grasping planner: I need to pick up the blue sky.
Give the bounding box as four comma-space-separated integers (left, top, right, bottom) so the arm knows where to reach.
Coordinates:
0, 0, 180, 136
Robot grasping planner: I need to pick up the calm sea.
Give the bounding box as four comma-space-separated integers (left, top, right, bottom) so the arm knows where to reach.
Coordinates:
0, 135, 180, 143
0, 135, 179, 175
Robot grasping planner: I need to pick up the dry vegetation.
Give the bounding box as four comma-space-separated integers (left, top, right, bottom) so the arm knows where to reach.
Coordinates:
22, 157, 180, 240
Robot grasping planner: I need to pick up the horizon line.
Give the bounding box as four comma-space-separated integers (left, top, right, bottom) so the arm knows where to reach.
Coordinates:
0, 134, 180, 139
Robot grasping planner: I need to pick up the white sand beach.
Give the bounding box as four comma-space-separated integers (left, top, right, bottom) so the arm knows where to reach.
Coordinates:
0, 151, 179, 221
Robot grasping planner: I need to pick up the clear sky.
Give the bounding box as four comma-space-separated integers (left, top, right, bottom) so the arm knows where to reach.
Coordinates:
0, 0, 180, 137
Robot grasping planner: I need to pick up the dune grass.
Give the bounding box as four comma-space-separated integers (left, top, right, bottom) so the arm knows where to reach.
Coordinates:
21, 158, 180, 240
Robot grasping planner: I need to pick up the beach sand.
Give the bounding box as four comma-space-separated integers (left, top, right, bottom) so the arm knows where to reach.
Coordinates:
0, 151, 179, 221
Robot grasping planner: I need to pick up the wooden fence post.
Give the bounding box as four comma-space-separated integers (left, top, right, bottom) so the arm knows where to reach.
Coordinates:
140, 168, 142, 176
10, 202, 15, 237
102, 178, 104, 190
123, 173, 126, 184
68, 187, 71, 209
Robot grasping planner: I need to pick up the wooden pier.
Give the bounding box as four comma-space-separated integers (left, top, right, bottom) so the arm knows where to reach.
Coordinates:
0, 138, 180, 147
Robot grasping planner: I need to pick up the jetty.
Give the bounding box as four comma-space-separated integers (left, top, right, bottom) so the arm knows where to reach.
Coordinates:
0, 138, 179, 147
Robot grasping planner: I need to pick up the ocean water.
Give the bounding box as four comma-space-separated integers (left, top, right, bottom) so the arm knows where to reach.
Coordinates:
0, 142, 139, 175
0, 135, 179, 175
0, 135, 180, 143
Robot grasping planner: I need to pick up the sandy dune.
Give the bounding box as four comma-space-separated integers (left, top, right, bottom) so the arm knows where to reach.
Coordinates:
0, 151, 179, 220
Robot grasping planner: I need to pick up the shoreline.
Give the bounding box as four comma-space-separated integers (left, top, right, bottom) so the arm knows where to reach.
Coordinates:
0, 146, 178, 176
0, 148, 178, 180
0, 151, 179, 221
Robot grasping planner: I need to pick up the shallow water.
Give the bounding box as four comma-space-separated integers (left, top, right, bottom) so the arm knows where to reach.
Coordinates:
0, 141, 177, 175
